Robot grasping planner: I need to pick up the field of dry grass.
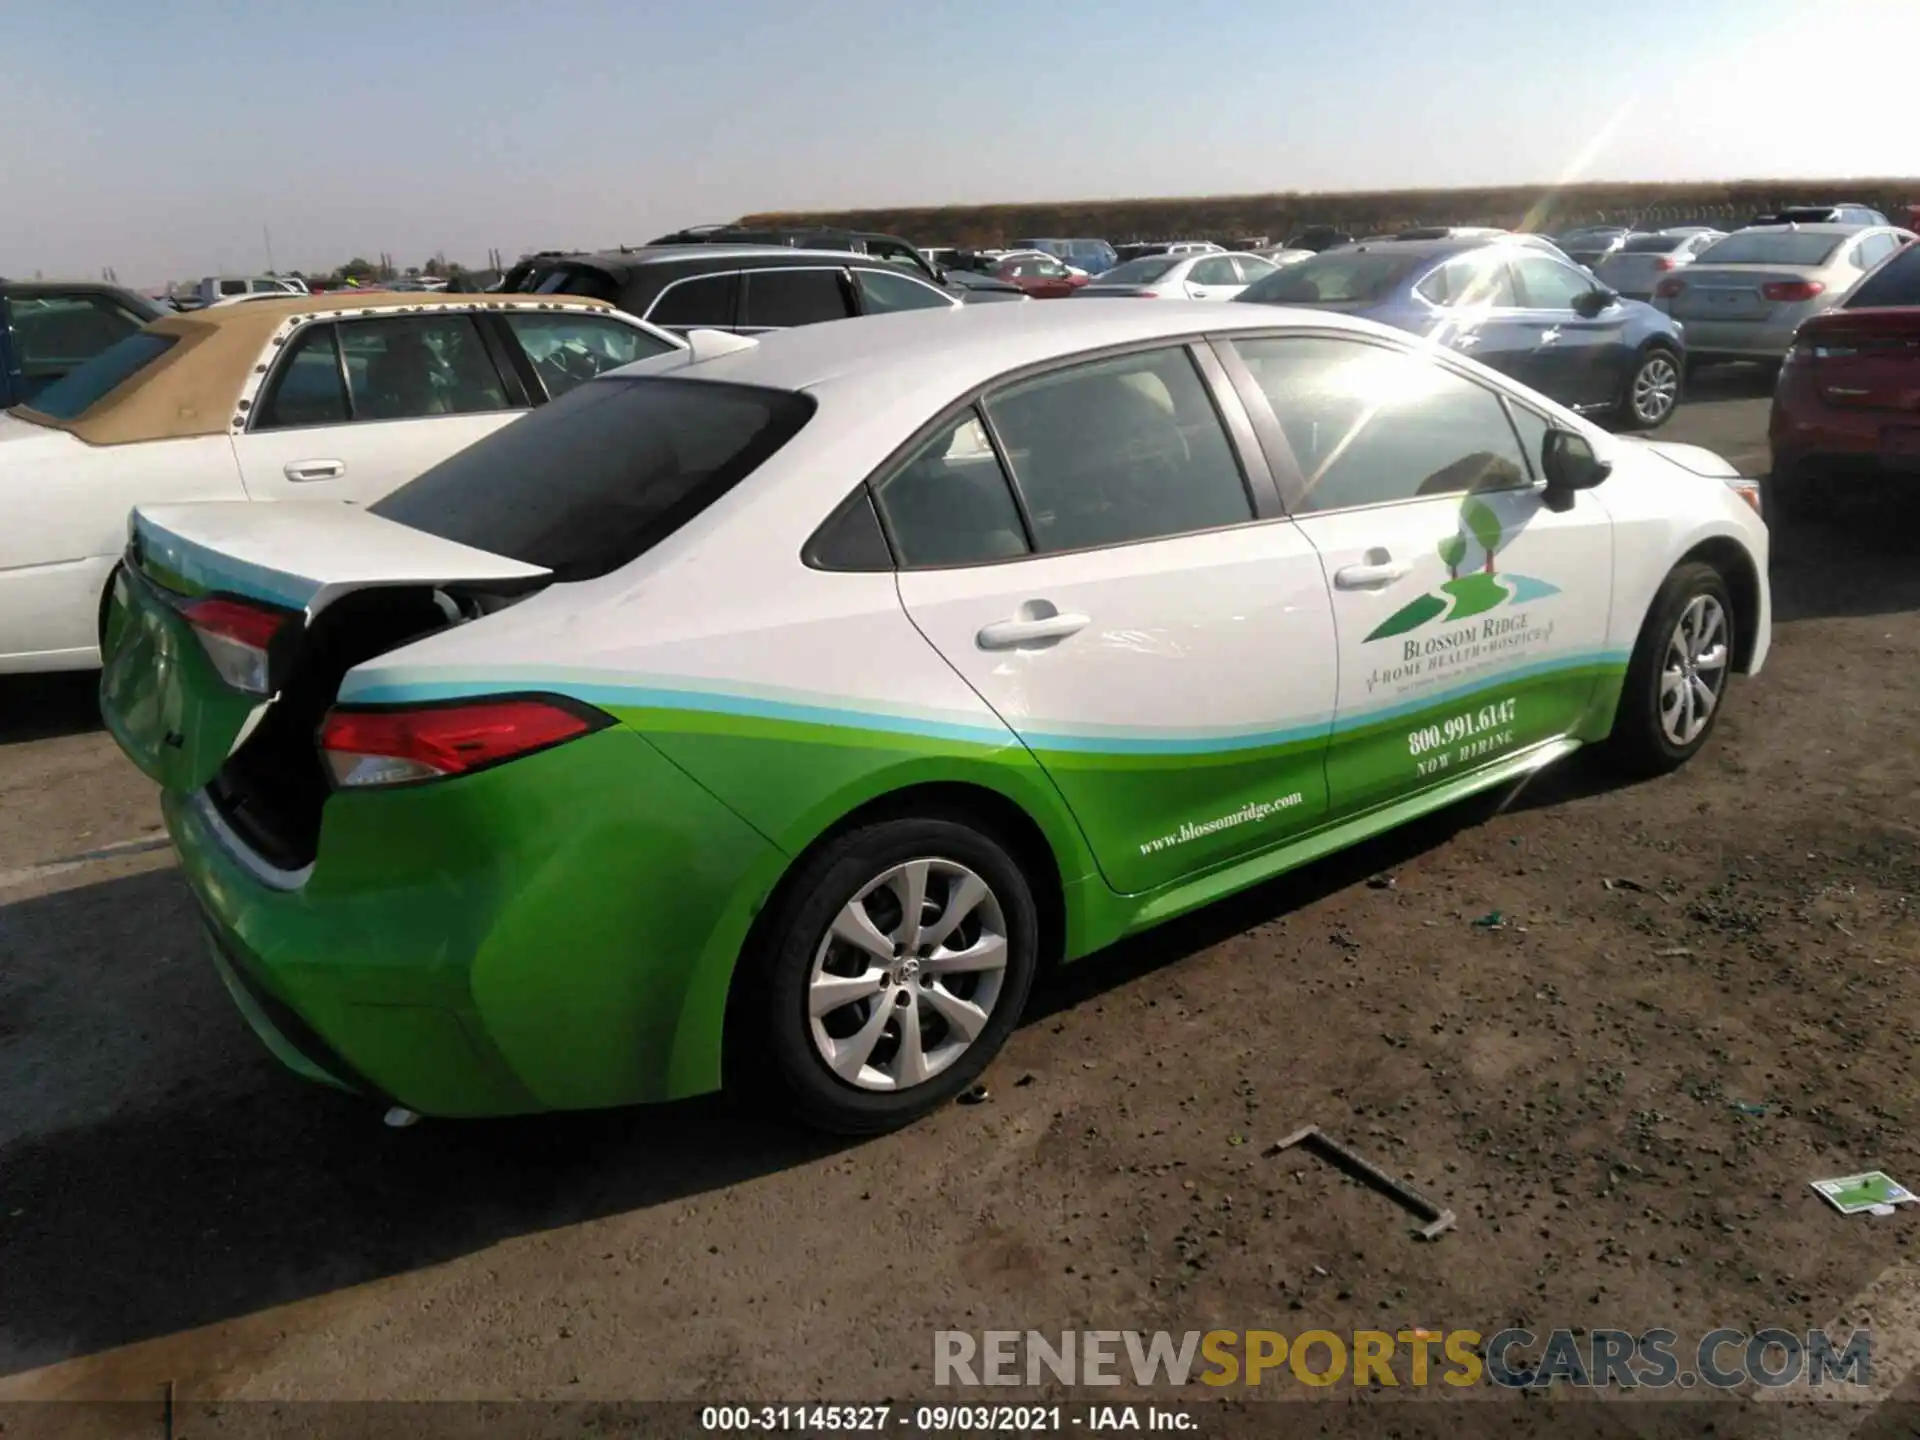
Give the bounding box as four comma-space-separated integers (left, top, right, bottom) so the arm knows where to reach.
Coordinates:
742, 176, 1920, 246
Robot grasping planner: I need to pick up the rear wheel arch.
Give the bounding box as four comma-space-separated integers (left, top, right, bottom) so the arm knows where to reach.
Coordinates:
719, 780, 1067, 1091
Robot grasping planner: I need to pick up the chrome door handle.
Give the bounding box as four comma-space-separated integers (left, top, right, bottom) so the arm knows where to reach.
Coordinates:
1450, 333, 1480, 348
284, 460, 345, 481
1334, 561, 1412, 589
1540, 327, 1561, 345
977, 613, 1090, 649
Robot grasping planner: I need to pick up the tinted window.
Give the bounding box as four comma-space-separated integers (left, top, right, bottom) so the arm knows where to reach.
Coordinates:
806, 489, 894, 571
1698, 232, 1846, 266
334, 314, 511, 421
504, 311, 675, 399
1621, 234, 1688, 254
15, 331, 177, 420
854, 268, 952, 314
531, 267, 621, 302
6, 294, 146, 377
256, 324, 350, 429
1415, 254, 1518, 307
1095, 256, 1180, 285
1846, 241, 1920, 308
372, 377, 814, 582
1231, 336, 1528, 513
874, 411, 1031, 568
983, 347, 1252, 552
1238, 251, 1422, 305
646, 273, 737, 328
1188, 257, 1238, 285
741, 269, 852, 328
218, 280, 247, 296
1512, 255, 1595, 309
1232, 255, 1277, 284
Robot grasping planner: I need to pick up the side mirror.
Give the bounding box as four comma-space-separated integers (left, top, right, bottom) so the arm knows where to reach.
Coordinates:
1541, 429, 1611, 510
1573, 288, 1614, 318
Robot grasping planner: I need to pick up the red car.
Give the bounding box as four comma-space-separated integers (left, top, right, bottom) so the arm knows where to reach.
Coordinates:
1768, 237, 1920, 517
993, 252, 1088, 299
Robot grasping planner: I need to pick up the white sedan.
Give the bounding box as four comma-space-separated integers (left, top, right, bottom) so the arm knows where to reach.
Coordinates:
98, 301, 1770, 1133
1076, 251, 1281, 300
0, 292, 681, 672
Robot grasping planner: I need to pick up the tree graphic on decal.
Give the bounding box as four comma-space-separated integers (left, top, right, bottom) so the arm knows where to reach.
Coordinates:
1364, 496, 1560, 644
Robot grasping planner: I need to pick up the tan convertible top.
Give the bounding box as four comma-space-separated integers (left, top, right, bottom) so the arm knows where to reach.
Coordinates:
12, 292, 616, 447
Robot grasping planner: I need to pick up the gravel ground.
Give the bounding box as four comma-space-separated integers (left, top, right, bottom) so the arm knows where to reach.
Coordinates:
1, 366, 1916, 1426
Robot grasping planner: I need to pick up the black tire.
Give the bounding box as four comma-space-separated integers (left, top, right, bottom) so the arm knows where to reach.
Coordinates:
1612, 346, 1682, 431
1600, 561, 1736, 780
738, 815, 1040, 1135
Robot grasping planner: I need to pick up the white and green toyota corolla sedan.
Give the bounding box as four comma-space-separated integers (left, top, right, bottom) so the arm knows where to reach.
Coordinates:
99, 301, 1770, 1134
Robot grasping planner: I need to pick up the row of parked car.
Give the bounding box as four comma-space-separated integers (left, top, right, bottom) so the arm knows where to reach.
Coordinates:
3, 201, 1916, 675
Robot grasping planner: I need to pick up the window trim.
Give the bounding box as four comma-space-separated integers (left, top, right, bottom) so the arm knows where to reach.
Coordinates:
1511, 253, 1599, 311
1414, 254, 1523, 311
812, 333, 1287, 573
1212, 327, 1555, 519
849, 266, 960, 316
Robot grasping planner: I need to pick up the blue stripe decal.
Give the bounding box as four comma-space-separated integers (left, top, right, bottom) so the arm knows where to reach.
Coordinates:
337, 648, 1629, 757
135, 516, 315, 612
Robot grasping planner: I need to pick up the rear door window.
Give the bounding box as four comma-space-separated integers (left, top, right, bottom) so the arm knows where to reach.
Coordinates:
982, 346, 1253, 552
646, 273, 738, 329
1416, 254, 1518, 307
371, 377, 815, 581
739, 269, 853, 329
335, 314, 513, 421
874, 411, 1032, 568
255, 324, 351, 429
502, 311, 677, 399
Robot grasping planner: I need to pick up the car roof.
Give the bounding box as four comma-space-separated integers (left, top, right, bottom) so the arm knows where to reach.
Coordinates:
13, 292, 618, 448
540, 245, 898, 279
1732, 221, 1873, 235
607, 297, 1394, 402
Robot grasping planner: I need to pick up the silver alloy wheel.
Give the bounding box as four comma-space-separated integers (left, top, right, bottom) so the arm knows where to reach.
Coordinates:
807, 857, 1009, 1092
1632, 354, 1680, 425
1659, 593, 1729, 747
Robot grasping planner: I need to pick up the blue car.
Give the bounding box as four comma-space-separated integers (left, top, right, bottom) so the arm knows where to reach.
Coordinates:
1235, 238, 1686, 430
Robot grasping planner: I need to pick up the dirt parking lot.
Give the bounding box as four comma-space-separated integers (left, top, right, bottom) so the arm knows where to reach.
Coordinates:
1, 367, 1917, 1427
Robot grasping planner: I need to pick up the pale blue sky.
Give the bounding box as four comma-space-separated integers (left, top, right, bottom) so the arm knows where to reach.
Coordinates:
5, 0, 1913, 287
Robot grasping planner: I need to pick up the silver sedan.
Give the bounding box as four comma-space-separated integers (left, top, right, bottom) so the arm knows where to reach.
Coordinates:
1593, 229, 1726, 301
1653, 224, 1917, 363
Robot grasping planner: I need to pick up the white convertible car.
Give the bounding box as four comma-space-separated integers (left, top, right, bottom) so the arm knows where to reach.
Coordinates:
0, 291, 681, 672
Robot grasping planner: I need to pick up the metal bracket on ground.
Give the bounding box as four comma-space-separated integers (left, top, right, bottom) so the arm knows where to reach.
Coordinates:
1270, 1124, 1457, 1241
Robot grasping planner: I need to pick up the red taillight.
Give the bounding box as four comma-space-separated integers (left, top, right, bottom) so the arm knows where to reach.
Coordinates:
1655, 278, 1686, 299
1653, 257, 1676, 271
180, 596, 295, 695
318, 697, 606, 789
1762, 280, 1825, 303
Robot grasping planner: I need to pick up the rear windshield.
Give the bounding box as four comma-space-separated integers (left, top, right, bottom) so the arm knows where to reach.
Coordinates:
1698, 231, 1845, 266
1094, 256, 1180, 285
1620, 234, 1687, 254
1237, 251, 1420, 305
370, 376, 814, 582
531, 266, 621, 303
1846, 243, 1920, 308
13, 331, 178, 420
